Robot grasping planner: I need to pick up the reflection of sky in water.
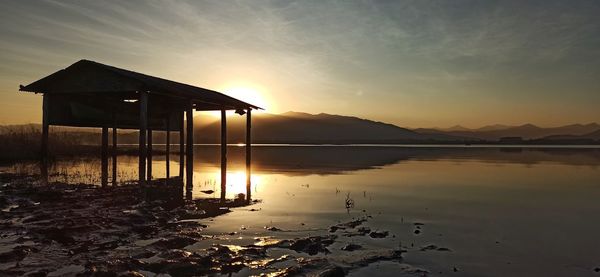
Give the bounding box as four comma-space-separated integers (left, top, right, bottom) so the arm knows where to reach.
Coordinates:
3, 146, 600, 276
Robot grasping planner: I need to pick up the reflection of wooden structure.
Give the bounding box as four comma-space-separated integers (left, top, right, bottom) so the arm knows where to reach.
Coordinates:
19, 60, 259, 201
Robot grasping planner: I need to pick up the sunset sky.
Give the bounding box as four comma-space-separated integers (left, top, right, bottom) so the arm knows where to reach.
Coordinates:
1, 0, 599, 128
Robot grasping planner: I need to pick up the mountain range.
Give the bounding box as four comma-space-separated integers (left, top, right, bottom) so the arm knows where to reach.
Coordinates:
192, 111, 599, 144
194, 111, 466, 144
414, 123, 600, 141
2, 112, 599, 144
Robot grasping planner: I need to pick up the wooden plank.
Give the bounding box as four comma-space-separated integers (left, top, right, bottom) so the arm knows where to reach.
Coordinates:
166, 116, 170, 179
186, 101, 194, 191
112, 126, 117, 186
220, 109, 227, 201
139, 92, 147, 186
147, 129, 153, 181
246, 109, 252, 202
101, 126, 108, 187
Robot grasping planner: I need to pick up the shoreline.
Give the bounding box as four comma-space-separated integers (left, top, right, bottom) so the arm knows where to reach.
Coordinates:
0, 173, 426, 276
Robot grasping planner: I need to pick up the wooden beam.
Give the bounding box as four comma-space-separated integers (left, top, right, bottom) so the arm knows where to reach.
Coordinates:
147, 129, 153, 181
139, 91, 148, 186
220, 109, 227, 202
246, 109, 252, 202
101, 126, 108, 187
179, 110, 184, 178
186, 101, 194, 191
166, 116, 170, 179
112, 126, 117, 186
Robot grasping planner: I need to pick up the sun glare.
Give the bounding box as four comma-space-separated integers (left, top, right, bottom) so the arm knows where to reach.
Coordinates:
222, 85, 269, 110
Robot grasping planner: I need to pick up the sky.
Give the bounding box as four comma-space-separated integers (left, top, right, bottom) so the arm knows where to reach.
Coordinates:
0, 0, 599, 128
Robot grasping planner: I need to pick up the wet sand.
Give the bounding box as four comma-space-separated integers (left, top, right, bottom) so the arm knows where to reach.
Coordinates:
0, 173, 429, 276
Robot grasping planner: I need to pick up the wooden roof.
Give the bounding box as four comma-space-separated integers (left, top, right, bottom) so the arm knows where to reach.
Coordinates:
19, 59, 261, 111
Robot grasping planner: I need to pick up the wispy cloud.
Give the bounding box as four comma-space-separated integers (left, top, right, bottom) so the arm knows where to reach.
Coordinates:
0, 0, 598, 126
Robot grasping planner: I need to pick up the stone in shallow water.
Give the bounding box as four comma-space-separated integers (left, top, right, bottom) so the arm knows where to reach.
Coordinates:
369, 230, 389, 238
341, 243, 363, 251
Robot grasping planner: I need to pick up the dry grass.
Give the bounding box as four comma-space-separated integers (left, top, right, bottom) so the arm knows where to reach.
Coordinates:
0, 125, 98, 162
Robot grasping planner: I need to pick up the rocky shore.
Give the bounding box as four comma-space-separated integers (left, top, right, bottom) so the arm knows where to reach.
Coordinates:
0, 173, 427, 276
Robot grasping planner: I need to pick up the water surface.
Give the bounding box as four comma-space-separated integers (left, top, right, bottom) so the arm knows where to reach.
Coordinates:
5, 146, 600, 276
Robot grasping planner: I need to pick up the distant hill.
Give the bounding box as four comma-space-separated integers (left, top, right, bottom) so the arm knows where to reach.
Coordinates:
539, 129, 600, 143
415, 123, 600, 141
194, 111, 469, 144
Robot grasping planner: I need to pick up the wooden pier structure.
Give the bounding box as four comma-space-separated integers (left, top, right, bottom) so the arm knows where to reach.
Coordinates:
19, 60, 259, 201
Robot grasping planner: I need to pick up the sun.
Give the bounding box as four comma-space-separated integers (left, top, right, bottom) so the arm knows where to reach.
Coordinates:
222, 85, 269, 110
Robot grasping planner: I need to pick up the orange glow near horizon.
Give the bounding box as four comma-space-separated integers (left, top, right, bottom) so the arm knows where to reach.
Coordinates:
222, 84, 270, 111
199, 83, 272, 119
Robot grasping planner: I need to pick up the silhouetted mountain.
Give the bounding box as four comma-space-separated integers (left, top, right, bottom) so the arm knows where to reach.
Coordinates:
194, 112, 467, 144
416, 123, 600, 140
540, 129, 600, 142
476, 124, 512, 131
440, 125, 471, 132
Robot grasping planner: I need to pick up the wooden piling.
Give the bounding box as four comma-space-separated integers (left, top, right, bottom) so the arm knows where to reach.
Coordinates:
246, 109, 252, 201
101, 126, 108, 187
147, 129, 153, 181
186, 101, 194, 191
41, 94, 49, 185
112, 126, 117, 185
220, 109, 227, 201
139, 91, 148, 186
179, 111, 184, 178
166, 116, 170, 179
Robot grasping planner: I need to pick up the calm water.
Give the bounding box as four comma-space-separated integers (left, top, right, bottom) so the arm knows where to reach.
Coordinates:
4, 146, 600, 276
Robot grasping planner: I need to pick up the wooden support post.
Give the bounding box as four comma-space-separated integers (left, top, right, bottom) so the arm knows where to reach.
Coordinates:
147, 129, 153, 181
179, 110, 184, 178
139, 92, 148, 186
112, 126, 117, 186
186, 102, 194, 191
166, 116, 171, 180
41, 94, 49, 184
101, 126, 108, 187
220, 109, 227, 202
246, 109, 252, 202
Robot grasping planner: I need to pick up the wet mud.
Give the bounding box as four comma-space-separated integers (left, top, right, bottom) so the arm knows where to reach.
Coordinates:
1, 173, 433, 276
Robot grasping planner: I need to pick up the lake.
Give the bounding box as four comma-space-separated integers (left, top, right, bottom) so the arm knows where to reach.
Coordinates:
4, 145, 600, 276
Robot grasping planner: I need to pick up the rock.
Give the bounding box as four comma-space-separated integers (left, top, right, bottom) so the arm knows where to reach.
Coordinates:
150, 236, 197, 249
265, 226, 282, 231
317, 265, 346, 277
414, 229, 421, 235
420, 245, 438, 251
356, 227, 371, 235
341, 243, 362, 251
369, 230, 389, 238
287, 235, 336, 255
